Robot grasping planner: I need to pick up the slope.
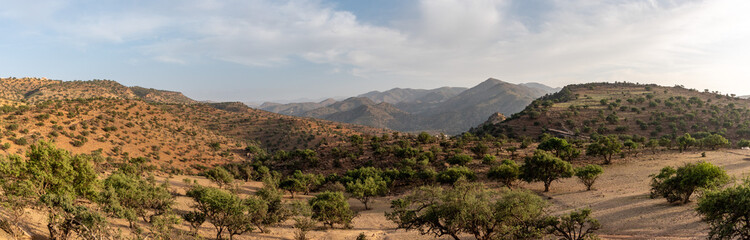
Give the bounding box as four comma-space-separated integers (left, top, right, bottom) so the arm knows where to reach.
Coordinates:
160, 102, 391, 151
0, 98, 244, 173
473, 82, 750, 142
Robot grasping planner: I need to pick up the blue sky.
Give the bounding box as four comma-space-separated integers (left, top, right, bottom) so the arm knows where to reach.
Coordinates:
1, 0, 749, 102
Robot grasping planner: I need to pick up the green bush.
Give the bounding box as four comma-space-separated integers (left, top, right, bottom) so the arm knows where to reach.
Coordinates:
437, 166, 476, 184
738, 139, 750, 148
446, 154, 473, 166
650, 162, 729, 204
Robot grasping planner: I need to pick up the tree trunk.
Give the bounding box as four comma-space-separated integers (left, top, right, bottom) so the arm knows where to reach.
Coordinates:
544, 181, 551, 192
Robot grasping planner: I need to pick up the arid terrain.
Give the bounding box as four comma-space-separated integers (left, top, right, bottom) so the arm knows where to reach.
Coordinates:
6, 148, 749, 240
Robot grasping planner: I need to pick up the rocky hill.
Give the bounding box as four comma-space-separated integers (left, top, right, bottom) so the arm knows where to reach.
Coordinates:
472, 82, 750, 142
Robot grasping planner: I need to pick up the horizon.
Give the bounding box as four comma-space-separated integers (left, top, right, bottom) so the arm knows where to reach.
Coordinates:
2, 0, 749, 102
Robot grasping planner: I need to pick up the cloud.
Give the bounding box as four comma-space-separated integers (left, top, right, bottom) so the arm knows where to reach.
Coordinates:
1, 0, 749, 94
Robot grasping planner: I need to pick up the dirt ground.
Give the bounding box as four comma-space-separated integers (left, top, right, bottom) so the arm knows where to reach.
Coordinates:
6, 149, 750, 240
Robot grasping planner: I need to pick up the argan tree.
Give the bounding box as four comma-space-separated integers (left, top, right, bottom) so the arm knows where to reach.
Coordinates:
346, 177, 388, 210
697, 180, 750, 239
521, 150, 574, 192
0, 141, 104, 240
545, 208, 601, 240
538, 137, 580, 160
586, 135, 622, 164
309, 191, 355, 228
487, 159, 521, 189
386, 180, 549, 240
574, 164, 604, 191
204, 166, 234, 189
650, 162, 729, 204
186, 186, 253, 240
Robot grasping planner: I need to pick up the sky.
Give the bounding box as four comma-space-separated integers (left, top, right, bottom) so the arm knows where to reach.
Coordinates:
1, 0, 749, 103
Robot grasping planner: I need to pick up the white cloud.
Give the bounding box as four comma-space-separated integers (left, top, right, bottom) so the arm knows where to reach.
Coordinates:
2, 0, 750, 94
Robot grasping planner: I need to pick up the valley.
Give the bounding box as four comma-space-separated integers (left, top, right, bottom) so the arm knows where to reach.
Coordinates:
0, 78, 749, 240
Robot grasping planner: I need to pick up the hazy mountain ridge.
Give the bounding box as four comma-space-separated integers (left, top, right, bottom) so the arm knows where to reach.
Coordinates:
358, 87, 467, 104
260, 98, 337, 115
263, 78, 555, 134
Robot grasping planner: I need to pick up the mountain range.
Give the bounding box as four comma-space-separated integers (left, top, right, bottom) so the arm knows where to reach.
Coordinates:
261, 79, 559, 134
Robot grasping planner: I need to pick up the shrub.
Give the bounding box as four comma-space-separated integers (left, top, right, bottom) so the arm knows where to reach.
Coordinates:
650, 162, 729, 204
521, 150, 574, 192
697, 179, 750, 239
482, 154, 496, 165
738, 139, 750, 148
574, 165, 604, 191
309, 191, 355, 228
386, 180, 548, 240
437, 166, 476, 184
487, 159, 520, 188
446, 154, 473, 166
546, 208, 601, 240
417, 132, 435, 144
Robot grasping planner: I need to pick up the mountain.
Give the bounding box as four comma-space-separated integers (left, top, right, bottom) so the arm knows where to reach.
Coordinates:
299, 97, 412, 130
408, 78, 549, 134
263, 78, 551, 134
472, 82, 750, 142
358, 87, 467, 104
260, 98, 337, 115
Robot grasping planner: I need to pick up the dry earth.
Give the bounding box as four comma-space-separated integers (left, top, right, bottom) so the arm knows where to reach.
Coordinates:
5, 149, 750, 240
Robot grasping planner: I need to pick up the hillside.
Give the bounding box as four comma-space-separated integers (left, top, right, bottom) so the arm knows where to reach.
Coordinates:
160, 102, 391, 151
0, 77, 197, 104
473, 82, 750, 142
0, 98, 244, 173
